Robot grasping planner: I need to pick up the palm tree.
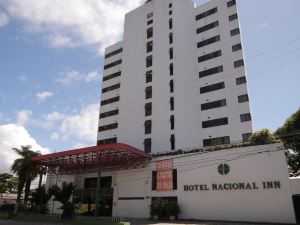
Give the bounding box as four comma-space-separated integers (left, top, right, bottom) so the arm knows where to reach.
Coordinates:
11, 145, 41, 213
49, 182, 76, 218
31, 185, 52, 214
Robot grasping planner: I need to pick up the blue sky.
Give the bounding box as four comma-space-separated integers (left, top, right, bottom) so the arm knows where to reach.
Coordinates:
0, 0, 299, 172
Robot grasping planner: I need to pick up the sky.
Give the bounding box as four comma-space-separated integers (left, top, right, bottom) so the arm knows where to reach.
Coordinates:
0, 0, 299, 173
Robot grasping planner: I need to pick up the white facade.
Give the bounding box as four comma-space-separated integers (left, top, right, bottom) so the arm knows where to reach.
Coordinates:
97, 0, 253, 154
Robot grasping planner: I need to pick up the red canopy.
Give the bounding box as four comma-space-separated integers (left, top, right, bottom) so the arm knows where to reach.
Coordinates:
32, 143, 151, 174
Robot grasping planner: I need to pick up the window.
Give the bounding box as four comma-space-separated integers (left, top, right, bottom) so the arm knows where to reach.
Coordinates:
198, 50, 222, 63
146, 86, 152, 99
195, 7, 217, 21
229, 13, 238, 22
147, 19, 153, 25
200, 82, 225, 94
234, 59, 244, 68
227, 0, 236, 7
196, 21, 219, 34
152, 170, 177, 191
102, 83, 120, 93
104, 59, 122, 70
238, 94, 249, 103
202, 117, 228, 128
169, 3, 172, 8
170, 115, 174, 130
146, 70, 152, 83
231, 28, 240, 36
98, 123, 118, 132
147, 27, 153, 39
147, 12, 153, 19
170, 97, 174, 111
169, 63, 174, 76
197, 35, 220, 48
169, 18, 173, 29
236, 76, 247, 85
146, 55, 153, 67
97, 137, 117, 146
201, 99, 226, 111
145, 120, 152, 134
243, 133, 251, 142
199, 66, 223, 78
169, 33, 173, 44
169, 80, 174, 93
101, 96, 120, 106
240, 113, 252, 122
145, 102, 152, 116
147, 41, 153, 53
100, 109, 119, 119
171, 135, 175, 150
103, 71, 121, 82
144, 138, 151, 153
169, 48, 173, 59
105, 48, 122, 59
203, 136, 230, 147
232, 43, 242, 52
169, 10, 172, 15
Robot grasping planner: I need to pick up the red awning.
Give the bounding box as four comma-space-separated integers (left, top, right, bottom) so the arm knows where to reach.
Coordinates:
32, 143, 151, 173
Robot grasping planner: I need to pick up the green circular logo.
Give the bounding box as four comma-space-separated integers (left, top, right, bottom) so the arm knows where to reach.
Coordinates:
218, 164, 230, 175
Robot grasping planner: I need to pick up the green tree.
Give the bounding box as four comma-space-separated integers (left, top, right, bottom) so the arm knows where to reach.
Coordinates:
11, 145, 41, 213
249, 129, 279, 145
49, 182, 76, 219
0, 173, 18, 193
31, 185, 52, 214
276, 108, 300, 174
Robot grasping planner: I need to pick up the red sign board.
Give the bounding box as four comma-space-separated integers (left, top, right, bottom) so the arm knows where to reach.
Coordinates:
156, 160, 173, 192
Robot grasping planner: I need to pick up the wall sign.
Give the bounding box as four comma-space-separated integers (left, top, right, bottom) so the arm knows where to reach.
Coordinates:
218, 164, 230, 175
156, 160, 173, 192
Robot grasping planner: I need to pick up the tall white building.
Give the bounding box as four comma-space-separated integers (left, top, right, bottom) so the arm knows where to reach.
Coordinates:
97, 0, 253, 154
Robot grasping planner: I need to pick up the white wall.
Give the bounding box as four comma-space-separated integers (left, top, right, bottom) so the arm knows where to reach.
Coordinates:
290, 177, 300, 195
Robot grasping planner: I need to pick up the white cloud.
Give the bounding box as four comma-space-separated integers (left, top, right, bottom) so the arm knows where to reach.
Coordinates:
0, 0, 143, 54
0, 11, 9, 27
0, 124, 49, 173
36, 91, 53, 102
73, 142, 88, 149
16, 110, 32, 126
45, 111, 64, 122
50, 132, 59, 140
55, 69, 100, 86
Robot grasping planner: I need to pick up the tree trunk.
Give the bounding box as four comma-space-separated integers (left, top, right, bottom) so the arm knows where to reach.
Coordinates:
14, 178, 25, 214
24, 179, 31, 204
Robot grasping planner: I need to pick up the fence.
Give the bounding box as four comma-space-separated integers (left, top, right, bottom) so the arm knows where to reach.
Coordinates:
75, 216, 125, 223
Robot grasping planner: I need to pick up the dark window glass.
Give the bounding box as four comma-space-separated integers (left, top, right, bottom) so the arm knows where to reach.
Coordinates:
232, 43, 242, 52
196, 21, 219, 34
104, 59, 122, 70
197, 35, 220, 48
105, 48, 122, 59
203, 136, 230, 147
243, 133, 252, 142
146, 70, 152, 83
196, 7, 218, 21
101, 96, 120, 106
147, 27, 153, 39
100, 109, 119, 119
169, 33, 173, 44
103, 71, 121, 82
169, 3, 172, 8
146, 86, 152, 99
102, 83, 120, 94
227, 0, 236, 8
152, 170, 177, 191
231, 28, 240, 36
98, 123, 118, 132
169, 18, 173, 29
173, 169, 177, 190
145, 102, 152, 116
199, 66, 223, 78
236, 76, 247, 85
170, 97, 174, 111
238, 94, 249, 103
84, 177, 112, 189
234, 59, 244, 68
147, 12, 153, 19
240, 113, 252, 122
200, 82, 225, 94
144, 138, 151, 153
169, 63, 174, 76
146, 55, 153, 67
171, 134, 175, 150
145, 120, 152, 134
169, 80, 174, 93
169, 10, 172, 15
229, 13, 238, 22
201, 99, 226, 111
147, 41, 153, 53
147, 19, 153, 25
202, 117, 228, 128
170, 115, 174, 130
198, 50, 222, 63
169, 48, 173, 59
97, 137, 117, 146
